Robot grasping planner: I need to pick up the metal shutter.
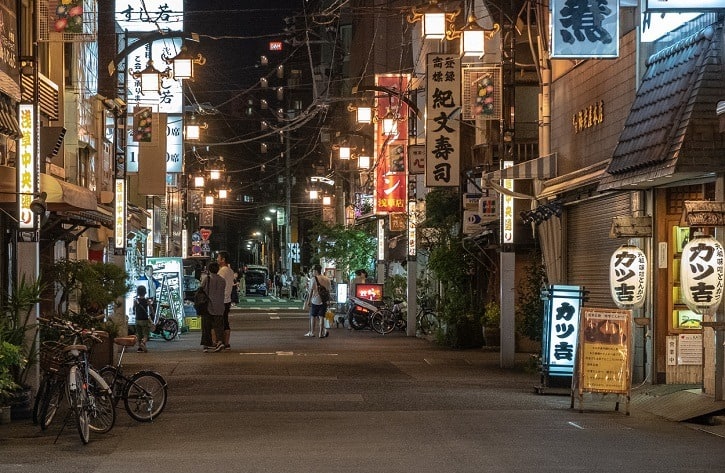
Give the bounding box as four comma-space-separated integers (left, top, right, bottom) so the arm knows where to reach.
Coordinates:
566, 194, 631, 307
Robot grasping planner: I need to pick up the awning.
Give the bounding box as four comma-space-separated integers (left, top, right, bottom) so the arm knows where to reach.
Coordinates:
538, 161, 609, 200
0, 165, 97, 211
482, 153, 557, 181
0, 96, 21, 139
599, 23, 725, 191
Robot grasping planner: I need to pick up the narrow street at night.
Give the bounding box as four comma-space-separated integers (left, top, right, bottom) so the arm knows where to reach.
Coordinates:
2, 306, 725, 473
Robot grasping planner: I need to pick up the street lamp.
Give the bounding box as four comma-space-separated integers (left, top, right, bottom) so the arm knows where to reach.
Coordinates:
163, 44, 207, 80
131, 59, 171, 94
407, 0, 460, 40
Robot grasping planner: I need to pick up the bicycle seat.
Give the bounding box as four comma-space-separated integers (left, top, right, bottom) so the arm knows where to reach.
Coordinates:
113, 336, 137, 347
62, 344, 88, 353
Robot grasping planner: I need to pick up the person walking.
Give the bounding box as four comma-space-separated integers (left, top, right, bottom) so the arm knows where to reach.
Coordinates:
216, 251, 236, 349
204, 261, 227, 352
197, 265, 214, 351
133, 285, 152, 352
303, 264, 331, 338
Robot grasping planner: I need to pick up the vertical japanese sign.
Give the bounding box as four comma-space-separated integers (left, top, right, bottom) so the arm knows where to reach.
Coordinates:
114, 178, 126, 249
502, 161, 514, 243
374, 74, 409, 214
17, 104, 35, 229
609, 245, 647, 309
542, 285, 583, 378
551, 0, 619, 59
426, 54, 460, 187
578, 307, 632, 394
680, 235, 725, 314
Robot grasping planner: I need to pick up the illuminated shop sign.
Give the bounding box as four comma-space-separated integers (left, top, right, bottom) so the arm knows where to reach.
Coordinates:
17, 104, 35, 229
645, 0, 725, 10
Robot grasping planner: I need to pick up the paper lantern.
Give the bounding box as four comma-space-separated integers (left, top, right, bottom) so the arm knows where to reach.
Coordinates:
680, 235, 725, 314
609, 245, 647, 309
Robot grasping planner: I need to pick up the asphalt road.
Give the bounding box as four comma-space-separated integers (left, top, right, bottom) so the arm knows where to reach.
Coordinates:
2, 307, 725, 473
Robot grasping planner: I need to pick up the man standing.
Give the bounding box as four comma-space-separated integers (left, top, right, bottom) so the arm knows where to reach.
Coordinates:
204, 261, 227, 352
303, 264, 331, 338
216, 251, 235, 349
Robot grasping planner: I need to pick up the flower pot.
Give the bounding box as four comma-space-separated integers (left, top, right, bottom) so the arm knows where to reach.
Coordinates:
10, 386, 33, 421
483, 326, 500, 347
0, 405, 12, 424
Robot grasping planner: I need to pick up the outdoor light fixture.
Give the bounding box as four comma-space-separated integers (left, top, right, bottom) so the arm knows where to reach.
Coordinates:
339, 145, 351, 160
448, 13, 500, 56
194, 175, 205, 188
218, 189, 228, 199
382, 110, 399, 135
205, 194, 214, 206
0, 191, 47, 217
131, 60, 171, 93
184, 114, 208, 140
322, 195, 332, 206
309, 189, 319, 200
358, 154, 371, 169
163, 45, 206, 80
356, 106, 373, 124
407, 0, 460, 40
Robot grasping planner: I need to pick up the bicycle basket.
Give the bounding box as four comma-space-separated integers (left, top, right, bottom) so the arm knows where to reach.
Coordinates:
39, 341, 67, 374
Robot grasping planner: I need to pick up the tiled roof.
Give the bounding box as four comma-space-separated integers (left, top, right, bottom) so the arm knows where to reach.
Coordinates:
599, 23, 725, 190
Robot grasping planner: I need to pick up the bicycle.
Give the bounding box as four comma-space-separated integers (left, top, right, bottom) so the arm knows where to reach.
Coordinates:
99, 336, 168, 422
34, 319, 116, 444
371, 300, 438, 336
151, 303, 180, 341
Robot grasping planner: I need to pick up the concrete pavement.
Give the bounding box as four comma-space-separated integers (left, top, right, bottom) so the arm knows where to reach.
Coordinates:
2, 307, 725, 472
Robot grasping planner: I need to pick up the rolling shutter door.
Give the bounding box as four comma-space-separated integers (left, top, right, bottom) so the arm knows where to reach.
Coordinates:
566, 194, 631, 307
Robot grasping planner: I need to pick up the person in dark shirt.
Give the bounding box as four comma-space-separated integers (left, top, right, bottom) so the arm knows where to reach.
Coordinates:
133, 285, 152, 352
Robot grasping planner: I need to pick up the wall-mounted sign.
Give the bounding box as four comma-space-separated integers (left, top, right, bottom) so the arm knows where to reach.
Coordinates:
114, 0, 183, 32
680, 235, 725, 314
609, 244, 647, 309
646, 0, 725, 10
502, 161, 514, 244
572, 100, 604, 133
114, 178, 126, 249
17, 104, 35, 229
269, 41, 283, 51
551, 0, 620, 59
425, 54, 460, 187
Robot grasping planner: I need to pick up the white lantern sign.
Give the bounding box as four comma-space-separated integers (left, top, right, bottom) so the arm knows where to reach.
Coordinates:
609, 244, 647, 309
680, 235, 725, 314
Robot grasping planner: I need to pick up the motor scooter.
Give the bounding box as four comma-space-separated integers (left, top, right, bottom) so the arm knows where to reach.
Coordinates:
346, 296, 379, 330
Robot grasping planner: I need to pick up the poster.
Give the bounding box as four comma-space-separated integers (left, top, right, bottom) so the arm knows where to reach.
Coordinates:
577, 307, 632, 394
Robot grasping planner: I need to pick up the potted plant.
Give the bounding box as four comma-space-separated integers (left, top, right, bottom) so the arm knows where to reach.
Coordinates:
481, 301, 501, 347
0, 340, 23, 424
0, 276, 42, 420
43, 259, 130, 367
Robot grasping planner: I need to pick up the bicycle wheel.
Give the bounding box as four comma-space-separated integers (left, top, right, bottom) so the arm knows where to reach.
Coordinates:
32, 374, 51, 425
418, 310, 439, 335
99, 366, 123, 407
124, 370, 167, 422
39, 376, 64, 431
67, 367, 90, 444
371, 308, 395, 334
160, 318, 179, 341
87, 369, 116, 434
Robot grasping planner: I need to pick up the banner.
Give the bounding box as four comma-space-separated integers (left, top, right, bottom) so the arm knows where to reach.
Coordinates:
425, 53, 460, 187
374, 74, 409, 214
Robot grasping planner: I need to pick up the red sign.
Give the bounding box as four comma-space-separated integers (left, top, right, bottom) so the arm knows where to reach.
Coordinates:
200, 228, 212, 241
269, 41, 283, 51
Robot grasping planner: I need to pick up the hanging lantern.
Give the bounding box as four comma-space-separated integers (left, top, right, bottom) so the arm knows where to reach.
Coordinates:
609, 244, 647, 309
680, 234, 725, 314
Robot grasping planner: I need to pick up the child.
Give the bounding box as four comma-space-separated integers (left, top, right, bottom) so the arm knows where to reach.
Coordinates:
133, 285, 152, 352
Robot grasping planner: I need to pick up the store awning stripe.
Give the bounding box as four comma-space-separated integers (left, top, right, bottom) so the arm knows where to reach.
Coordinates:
482, 153, 557, 181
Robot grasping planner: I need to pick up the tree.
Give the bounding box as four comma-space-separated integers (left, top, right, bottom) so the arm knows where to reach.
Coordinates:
308, 221, 376, 281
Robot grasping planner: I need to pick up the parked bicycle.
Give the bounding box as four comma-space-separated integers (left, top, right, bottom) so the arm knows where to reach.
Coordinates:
100, 336, 168, 422
371, 300, 438, 335
34, 318, 115, 444
347, 297, 379, 330
151, 303, 180, 341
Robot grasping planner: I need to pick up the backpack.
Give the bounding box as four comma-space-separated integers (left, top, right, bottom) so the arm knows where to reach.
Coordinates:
315, 276, 330, 304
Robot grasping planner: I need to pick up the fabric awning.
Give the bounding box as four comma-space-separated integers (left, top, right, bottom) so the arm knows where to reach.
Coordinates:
599, 24, 725, 191
538, 161, 610, 200
0, 165, 96, 211
482, 153, 557, 181
0, 96, 21, 139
